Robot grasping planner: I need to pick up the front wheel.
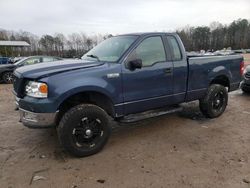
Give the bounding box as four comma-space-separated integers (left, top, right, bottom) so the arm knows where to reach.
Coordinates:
199, 84, 228, 118
2, 72, 14, 84
57, 104, 111, 157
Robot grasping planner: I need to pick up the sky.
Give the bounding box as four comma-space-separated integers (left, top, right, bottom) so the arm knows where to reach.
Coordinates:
0, 0, 250, 36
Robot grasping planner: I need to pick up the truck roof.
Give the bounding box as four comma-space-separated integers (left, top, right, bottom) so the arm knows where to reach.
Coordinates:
118, 32, 176, 36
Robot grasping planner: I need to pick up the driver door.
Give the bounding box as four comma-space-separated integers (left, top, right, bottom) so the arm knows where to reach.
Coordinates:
122, 35, 174, 115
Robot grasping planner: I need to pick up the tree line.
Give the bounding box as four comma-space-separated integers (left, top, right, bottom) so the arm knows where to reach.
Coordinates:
177, 18, 250, 51
0, 18, 249, 58
0, 31, 112, 58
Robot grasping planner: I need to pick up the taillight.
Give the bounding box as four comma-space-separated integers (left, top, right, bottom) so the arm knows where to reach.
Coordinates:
240, 61, 244, 76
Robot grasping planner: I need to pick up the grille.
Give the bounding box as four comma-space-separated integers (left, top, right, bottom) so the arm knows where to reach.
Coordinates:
13, 75, 19, 93
13, 74, 24, 97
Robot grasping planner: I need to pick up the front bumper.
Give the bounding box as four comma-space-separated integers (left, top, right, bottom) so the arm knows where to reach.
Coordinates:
15, 96, 20, 110
19, 108, 58, 128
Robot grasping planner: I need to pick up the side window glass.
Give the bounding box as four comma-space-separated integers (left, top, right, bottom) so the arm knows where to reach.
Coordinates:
128, 36, 166, 67
167, 36, 182, 61
54, 57, 62, 61
23, 57, 41, 65
43, 57, 54, 62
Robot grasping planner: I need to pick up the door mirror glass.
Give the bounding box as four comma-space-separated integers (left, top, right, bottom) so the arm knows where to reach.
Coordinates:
128, 59, 142, 70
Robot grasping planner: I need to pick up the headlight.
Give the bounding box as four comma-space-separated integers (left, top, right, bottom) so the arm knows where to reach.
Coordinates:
25, 81, 48, 98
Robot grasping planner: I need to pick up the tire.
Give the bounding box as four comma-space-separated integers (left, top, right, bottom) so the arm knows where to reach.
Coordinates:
2, 72, 14, 84
199, 84, 228, 118
57, 104, 111, 157
242, 87, 250, 94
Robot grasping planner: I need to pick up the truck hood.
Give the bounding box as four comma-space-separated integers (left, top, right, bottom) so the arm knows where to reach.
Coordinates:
0, 64, 16, 69
15, 59, 104, 79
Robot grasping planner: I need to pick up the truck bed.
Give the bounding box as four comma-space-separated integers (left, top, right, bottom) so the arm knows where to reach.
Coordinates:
186, 54, 243, 101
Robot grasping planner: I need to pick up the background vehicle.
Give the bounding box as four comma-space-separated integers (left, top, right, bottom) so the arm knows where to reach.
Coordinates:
10, 56, 27, 64
0, 57, 11, 64
13, 33, 244, 157
241, 65, 250, 93
0, 56, 63, 83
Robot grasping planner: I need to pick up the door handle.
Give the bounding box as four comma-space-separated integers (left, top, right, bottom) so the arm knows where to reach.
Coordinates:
164, 68, 172, 74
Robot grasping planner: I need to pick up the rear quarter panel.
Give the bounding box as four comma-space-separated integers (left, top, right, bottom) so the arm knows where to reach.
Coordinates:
186, 55, 243, 101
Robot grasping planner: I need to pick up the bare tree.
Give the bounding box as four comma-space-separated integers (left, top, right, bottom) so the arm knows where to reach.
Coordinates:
1, 18, 250, 57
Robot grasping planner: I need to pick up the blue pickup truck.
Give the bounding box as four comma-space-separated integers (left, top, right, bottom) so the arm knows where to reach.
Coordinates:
13, 33, 244, 157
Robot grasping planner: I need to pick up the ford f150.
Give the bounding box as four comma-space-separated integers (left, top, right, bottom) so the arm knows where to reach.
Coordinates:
13, 32, 244, 157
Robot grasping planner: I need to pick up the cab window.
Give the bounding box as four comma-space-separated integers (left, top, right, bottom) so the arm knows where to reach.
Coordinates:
167, 36, 182, 61
128, 36, 166, 67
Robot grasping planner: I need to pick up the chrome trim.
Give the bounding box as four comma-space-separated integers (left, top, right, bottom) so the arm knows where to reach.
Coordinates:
187, 88, 207, 93
15, 101, 19, 109
15, 96, 20, 103
114, 92, 186, 107
107, 73, 120, 78
14, 95, 20, 110
188, 54, 241, 60
19, 108, 58, 128
114, 88, 209, 107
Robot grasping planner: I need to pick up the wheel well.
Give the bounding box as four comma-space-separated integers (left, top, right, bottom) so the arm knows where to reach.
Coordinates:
56, 91, 115, 125
210, 75, 230, 89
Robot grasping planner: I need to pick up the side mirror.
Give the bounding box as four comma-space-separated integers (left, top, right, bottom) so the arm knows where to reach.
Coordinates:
128, 59, 142, 70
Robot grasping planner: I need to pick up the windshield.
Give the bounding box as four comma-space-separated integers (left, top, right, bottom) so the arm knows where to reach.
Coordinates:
14, 57, 28, 66
81, 35, 138, 62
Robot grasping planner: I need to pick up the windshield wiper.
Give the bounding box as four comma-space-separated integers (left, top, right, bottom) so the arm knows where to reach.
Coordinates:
87, 54, 100, 61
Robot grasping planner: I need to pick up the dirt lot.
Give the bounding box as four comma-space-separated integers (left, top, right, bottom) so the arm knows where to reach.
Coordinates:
0, 84, 250, 188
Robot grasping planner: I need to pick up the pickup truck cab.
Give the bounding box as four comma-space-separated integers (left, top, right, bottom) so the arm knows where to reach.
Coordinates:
13, 32, 244, 157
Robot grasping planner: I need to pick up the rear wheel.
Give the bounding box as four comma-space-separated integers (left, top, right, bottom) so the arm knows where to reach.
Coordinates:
242, 87, 250, 94
2, 72, 14, 84
199, 84, 228, 118
57, 104, 111, 157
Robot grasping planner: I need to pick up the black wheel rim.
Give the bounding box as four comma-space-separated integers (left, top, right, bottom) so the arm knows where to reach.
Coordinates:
3, 73, 13, 83
72, 117, 104, 148
212, 91, 225, 112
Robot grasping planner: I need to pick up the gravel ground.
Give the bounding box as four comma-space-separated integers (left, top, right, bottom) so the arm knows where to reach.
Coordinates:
0, 84, 250, 188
